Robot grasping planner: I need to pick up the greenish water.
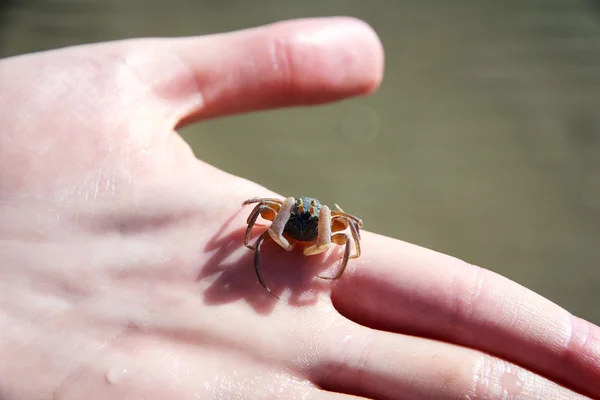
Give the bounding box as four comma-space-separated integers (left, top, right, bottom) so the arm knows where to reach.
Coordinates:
2, 0, 599, 325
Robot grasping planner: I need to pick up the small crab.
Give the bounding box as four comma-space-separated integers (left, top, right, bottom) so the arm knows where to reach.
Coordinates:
242, 196, 363, 298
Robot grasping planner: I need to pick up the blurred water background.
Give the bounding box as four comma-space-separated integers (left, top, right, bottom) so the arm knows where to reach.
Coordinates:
1, 0, 599, 325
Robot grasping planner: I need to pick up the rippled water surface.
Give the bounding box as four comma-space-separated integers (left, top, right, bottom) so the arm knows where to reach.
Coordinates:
2, 0, 599, 324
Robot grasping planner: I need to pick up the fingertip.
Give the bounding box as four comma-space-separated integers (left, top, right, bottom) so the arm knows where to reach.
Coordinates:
268, 16, 385, 96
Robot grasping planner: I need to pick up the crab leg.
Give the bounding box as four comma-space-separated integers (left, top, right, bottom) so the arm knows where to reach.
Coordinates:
318, 232, 352, 280
267, 197, 296, 251
304, 205, 332, 256
332, 211, 363, 228
330, 215, 361, 258
333, 203, 364, 228
246, 200, 281, 224
347, 220, 361, 258
244, 204, 278, 250
253, 231, 279, 299
242, 197, 284, 207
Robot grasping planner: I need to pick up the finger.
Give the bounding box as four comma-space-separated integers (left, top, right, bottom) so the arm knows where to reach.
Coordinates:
330, 232, 600, 399
317, 324, 591, 400
334, 326, 591, 399
115, 17, 384, 124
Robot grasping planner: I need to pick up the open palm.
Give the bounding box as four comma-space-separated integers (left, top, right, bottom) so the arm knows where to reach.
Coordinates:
0, 18, 598, 400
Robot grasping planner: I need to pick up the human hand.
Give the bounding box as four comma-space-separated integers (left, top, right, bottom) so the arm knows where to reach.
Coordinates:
0, 17, 598, 400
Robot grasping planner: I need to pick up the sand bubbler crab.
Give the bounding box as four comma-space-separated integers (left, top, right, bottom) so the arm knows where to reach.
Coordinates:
242, 196, 363, 298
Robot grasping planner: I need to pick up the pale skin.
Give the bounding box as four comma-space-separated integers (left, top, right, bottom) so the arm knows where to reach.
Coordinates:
0, 17, 598, 400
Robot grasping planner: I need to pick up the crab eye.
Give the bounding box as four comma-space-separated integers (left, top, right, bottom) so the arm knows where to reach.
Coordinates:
309, 200, 316, 215
297, 198, 304, 213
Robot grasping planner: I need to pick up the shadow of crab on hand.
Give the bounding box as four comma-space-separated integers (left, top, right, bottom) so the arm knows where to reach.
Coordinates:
198, 212, 343, 314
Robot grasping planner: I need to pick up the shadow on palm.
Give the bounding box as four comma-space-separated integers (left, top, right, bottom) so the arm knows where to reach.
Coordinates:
198, 209, 343, 314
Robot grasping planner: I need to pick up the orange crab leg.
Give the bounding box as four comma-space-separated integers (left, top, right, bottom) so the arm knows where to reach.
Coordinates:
331, 215, 349, 232
329, 216, 361, 258
246, 200, 281, 224
332, 203, 363, 228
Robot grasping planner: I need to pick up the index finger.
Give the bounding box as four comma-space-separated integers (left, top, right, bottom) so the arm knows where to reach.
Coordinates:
332, 232, 600, 399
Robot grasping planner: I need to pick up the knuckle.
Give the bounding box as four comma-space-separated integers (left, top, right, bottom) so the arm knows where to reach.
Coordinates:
565, 315, 600, 376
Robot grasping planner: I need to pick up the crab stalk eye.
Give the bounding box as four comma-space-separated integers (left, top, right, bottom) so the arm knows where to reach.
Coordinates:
297, 198, 304, 213
309, 200, 316, 215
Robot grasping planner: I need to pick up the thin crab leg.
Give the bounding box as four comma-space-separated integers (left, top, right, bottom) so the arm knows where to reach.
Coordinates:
267, 197, 296, 251
253, 231, 279, 299
318, 232, 352, 280
244, 204, 278, 250
330, 215, 361, 258
347, 219, 361, 258
242, 197, 284, 207
246, 200, 281, 224
332, 204, 364, 228
332, 211, 363, 228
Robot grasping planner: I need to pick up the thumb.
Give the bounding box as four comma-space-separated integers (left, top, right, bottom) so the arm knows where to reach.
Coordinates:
125, 17, 385, 126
